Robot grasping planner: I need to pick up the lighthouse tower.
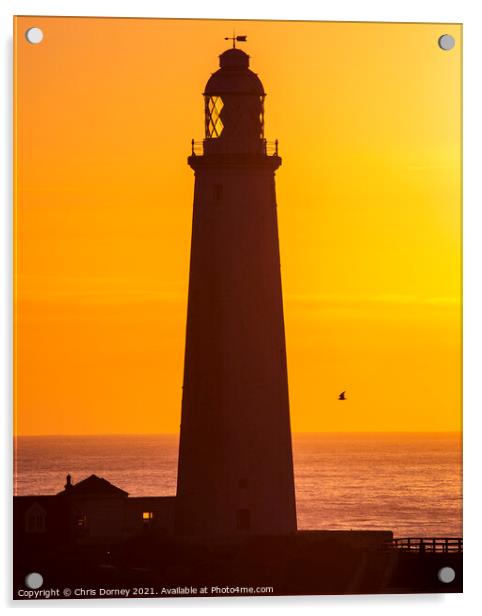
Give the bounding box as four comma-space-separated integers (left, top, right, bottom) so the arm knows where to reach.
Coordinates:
175, 45, 297, 537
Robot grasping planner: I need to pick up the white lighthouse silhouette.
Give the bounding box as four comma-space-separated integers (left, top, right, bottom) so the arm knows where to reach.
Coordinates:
175, 44, 297, 536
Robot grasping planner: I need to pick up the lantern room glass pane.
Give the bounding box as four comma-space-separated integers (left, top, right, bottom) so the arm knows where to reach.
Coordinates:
206, 96, 224, 138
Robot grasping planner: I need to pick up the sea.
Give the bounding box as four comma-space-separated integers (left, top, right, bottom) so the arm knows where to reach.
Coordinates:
14, 432, 462, 538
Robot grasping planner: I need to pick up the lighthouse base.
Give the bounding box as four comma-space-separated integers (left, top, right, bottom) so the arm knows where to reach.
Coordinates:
13, 528, 463, 597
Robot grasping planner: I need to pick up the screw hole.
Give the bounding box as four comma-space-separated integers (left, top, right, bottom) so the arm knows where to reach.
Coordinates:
25, 28, 44, 45
438, 566, 456, 583
25, 572, 43, 589
438, 34, 455, 51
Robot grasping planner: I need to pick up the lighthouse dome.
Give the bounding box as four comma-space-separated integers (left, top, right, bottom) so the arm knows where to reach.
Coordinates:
204, 48, 265, 96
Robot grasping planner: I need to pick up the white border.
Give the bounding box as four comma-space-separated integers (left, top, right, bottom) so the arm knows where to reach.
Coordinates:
2, 1, 481, 614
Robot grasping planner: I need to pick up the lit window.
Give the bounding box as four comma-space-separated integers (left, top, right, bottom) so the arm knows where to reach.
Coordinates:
142, 511, 154, 521
76, 513, 87, 529
206, 96, 224, 138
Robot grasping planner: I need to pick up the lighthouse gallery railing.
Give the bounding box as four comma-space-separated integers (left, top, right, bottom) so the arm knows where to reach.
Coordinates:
191, 139, 279, 156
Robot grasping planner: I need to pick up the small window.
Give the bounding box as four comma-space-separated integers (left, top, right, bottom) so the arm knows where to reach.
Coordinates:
26, 513, 46, 534
213, 184, 223, 202
236, 508, 251, 531
238, 478, 249, 489
76, 513, 87, 529
25, 503, 47, 534
142, 511, 154, 521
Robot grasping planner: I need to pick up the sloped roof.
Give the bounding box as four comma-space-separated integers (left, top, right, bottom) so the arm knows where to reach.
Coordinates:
204, 48, 264, 96
57, 474, 128, 497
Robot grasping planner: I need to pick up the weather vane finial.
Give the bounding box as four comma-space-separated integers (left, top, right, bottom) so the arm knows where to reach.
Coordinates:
224, 33, 247, 49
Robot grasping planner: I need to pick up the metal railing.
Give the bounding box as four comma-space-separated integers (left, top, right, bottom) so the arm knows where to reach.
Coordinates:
190, 138, 279, 156
264, 139, 279, 156
386, 538, 463, 553
191, 140, 204, 155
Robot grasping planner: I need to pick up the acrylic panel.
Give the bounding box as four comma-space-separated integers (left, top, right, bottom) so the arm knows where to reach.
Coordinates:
13, 16, 462, 599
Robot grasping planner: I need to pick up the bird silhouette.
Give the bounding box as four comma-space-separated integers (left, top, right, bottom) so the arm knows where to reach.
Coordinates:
338, 391, 346, 400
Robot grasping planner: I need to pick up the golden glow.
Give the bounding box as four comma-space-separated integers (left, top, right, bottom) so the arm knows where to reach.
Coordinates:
207, 96, 224, 137
14, 18, 461, 435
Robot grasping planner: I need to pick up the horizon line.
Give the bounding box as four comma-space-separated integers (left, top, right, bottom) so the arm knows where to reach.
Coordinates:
14, 430, 463, 438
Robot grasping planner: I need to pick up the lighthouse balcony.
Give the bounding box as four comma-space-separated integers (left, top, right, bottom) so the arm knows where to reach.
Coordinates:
190, 138, 279, 157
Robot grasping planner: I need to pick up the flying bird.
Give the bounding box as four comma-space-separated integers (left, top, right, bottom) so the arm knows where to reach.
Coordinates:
338, 391, 346, 400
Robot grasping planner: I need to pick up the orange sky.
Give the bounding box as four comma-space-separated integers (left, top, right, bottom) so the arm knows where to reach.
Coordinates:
14, 17, 461, 435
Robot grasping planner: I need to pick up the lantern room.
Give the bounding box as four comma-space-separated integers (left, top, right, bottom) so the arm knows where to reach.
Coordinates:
202, 48, 266, 154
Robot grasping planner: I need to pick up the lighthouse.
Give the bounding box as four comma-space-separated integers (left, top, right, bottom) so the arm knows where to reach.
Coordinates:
175, 43, 297, 537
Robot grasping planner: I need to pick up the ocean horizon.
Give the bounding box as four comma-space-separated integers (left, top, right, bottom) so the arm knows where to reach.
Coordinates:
14, 431, 462, 538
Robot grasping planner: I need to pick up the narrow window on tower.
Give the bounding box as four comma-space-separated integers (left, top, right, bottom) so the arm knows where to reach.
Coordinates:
236, 508, 251, 531
213, 184, 223, 202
